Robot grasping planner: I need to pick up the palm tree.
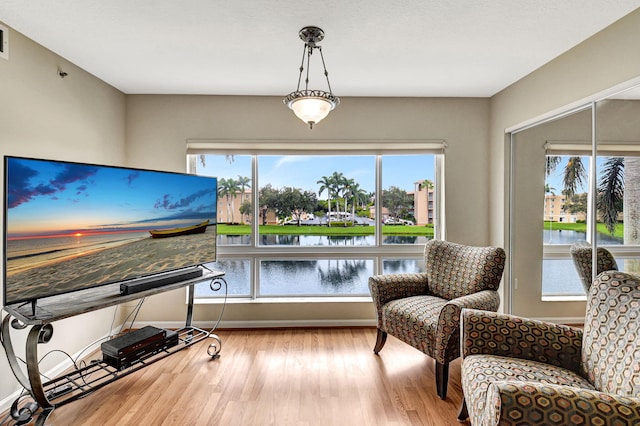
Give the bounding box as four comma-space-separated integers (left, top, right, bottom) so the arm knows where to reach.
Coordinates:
217, 177, 241, 223
226, 178, 241, 223
344, 180, 368, 225
329, 171, 347, 219
317, 175, 333, 226
217, 178, 232, 223
547, 155, 625, 235
342, 178, 357, 226
420, 179, 434, 190
562, 156, 587, 197
598, 157, 624, 234
544, 183, 556, 195
236, 175, 251, 223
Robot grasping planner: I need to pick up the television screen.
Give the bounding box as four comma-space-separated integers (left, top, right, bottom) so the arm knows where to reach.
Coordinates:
3, 156, 217, 307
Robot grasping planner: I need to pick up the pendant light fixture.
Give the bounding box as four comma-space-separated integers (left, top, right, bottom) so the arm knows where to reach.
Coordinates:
283, 26, 340, 129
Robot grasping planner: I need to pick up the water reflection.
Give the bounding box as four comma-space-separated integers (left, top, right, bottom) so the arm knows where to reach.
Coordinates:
543, 229, 622, 296
219, 234, 430, 246
318, 259, 369, 287
218, 235, 251, 245
197, 259, 251, 296
383, 259, 426, 274
208, 230, 626, 299
543, 229, 621, 245
260, 259, 373, 296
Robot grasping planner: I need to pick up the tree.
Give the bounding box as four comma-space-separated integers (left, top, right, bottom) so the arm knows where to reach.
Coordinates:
597, 157, 624, 234
217, 178, 232, 223
544, 183, 556, 196
562, 156, 588, 197
217, 177, 241, 224
420, 179, 434, 190
343, 180, 369, 226
317, 175, 334, 226
563, 192, 587, 215
331, 172, 348, 216
329, 171, 347, 218
239, 200, 252, 224
236, 175, 252, 223
259, 184, 279, 225
547, 155, 627, 236
276, 187, 317, 226
382, 186, 413, 220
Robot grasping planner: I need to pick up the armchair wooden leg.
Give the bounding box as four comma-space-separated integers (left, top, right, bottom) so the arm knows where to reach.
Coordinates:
373, 329, 387, 354
435, 361, 449, 400
457, 398, 469, 422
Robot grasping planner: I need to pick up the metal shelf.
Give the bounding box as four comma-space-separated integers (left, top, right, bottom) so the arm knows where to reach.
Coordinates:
1, 271, 227, 425
42, 326, 211, 407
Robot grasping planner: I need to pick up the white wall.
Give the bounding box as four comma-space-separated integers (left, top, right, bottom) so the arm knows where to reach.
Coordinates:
2, 5, 640, 411
124, 95, 491, 325
489, 9, 640, 316
0, 25, 126, 408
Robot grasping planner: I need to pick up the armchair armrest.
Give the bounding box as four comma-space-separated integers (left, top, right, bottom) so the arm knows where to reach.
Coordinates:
434, 290, 500, 363
461, 309, 583, 372
368, 273, 429, 330
484, 381, 640, 426
368, 272, 429, 307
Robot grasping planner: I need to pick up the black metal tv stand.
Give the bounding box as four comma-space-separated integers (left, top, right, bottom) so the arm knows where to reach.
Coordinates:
1, 269, 227, 424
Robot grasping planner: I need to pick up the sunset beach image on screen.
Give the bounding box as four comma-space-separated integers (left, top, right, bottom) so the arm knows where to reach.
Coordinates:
3, 156, 217, 306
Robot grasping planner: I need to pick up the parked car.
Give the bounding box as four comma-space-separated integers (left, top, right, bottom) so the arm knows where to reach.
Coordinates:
383, 217, 414, 225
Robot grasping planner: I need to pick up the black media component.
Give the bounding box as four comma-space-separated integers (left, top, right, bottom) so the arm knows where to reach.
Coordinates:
101, 326, 166, 357
101, 326, 179, 370
119, 267, 203, 295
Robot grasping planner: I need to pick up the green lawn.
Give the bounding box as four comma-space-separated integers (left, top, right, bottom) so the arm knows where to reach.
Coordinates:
217, 223, 434, 236
544, 221, 622, 239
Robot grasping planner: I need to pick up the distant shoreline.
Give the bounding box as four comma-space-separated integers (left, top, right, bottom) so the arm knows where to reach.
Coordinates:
5, 229, 217, 304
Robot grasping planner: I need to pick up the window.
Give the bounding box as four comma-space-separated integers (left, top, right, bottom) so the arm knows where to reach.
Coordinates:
510, 92, 640, 318
187, 140, 444, 300
542, 151, 637, 297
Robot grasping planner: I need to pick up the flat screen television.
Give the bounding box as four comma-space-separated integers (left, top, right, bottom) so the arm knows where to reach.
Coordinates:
3, 156, 217, 310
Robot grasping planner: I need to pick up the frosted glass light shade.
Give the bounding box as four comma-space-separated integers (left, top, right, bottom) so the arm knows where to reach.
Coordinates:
291, 97, 333, 127
283, 90, 340, 129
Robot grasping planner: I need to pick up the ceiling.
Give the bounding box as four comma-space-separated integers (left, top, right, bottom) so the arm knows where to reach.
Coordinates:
2, 1, 640, 97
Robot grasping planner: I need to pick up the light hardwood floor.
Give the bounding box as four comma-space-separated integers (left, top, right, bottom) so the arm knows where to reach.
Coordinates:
27, 328, 469, 425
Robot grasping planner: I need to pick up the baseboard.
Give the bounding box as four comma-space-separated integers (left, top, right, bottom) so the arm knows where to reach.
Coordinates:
0, 323, 124, 415
134, 319, 377, 330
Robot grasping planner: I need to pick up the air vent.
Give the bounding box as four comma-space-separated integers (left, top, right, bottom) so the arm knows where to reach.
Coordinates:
0, 23, 8, 60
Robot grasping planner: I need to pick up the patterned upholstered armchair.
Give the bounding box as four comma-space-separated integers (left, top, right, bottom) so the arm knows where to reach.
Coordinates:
459, 271, 640, 426
368, 239, 505, 399
570, 244, 618, 292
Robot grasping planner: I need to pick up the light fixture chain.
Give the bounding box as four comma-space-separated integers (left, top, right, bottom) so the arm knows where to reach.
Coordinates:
295, 43, 306, 92
317, 46, 334, 95
304, 43, 313, 91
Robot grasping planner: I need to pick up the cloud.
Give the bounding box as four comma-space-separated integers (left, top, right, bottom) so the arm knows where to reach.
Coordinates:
154, 188, 216, 210
126, 171, 140, 186
274, 156, 309, 169
50, 163, 99, 191
7, 160, 99, 209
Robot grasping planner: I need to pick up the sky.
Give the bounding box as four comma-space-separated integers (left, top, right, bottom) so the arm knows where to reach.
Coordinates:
198, 154, 436, 195
545, 155, 602, 195
6, 157, 218, 237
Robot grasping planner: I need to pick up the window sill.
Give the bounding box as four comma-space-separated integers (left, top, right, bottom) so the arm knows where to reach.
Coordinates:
541, 295, 586, 302
194, 296, 373, 305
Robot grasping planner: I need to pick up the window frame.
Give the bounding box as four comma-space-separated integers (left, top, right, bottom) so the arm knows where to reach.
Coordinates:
186, 139, 446, 302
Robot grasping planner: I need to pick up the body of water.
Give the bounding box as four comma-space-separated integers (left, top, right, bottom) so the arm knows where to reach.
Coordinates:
543, 229, 621, 245
200, 230, 624, 298
218, 234, 430, 246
